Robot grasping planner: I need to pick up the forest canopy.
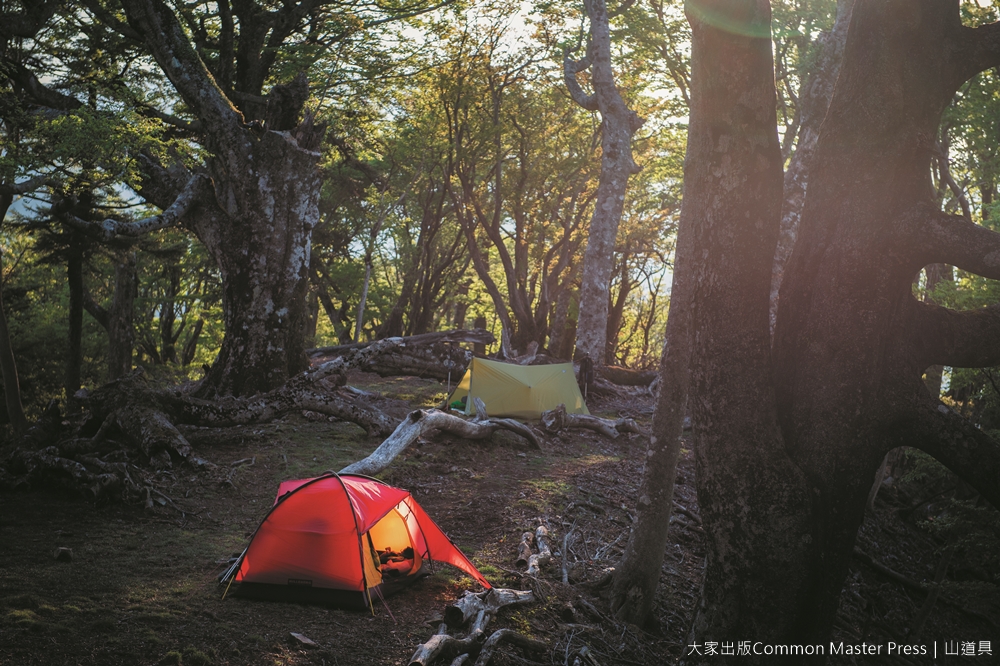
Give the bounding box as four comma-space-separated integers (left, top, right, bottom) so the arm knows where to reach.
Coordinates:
0, 0, 685, 411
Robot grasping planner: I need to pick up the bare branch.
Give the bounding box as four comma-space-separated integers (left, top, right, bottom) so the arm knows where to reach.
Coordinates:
909, 206, 1000, 280
0, 175, 50, 197
563, 52, 598, 111
137, 105, 203, 134
121, 0, 244, 145
61, 174, 210, 241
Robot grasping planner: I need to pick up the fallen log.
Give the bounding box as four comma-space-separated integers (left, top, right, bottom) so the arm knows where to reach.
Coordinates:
540, 404, 640, 439
308, 329, 495, 358
340, 409, 541, 476
595, 365, 657, 386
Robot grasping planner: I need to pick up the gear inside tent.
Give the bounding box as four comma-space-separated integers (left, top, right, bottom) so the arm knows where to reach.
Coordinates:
221, 473, 491, 609
449, 357, 589, 419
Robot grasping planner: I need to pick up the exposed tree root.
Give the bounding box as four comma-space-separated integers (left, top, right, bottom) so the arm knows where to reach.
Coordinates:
0, 335, 552, 504
0, 339, 411, 501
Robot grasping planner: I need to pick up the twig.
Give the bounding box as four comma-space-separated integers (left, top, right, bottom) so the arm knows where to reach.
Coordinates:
562, 522, 577, 584
672, 500, 701, 525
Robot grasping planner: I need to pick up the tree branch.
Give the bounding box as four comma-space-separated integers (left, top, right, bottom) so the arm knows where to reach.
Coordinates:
136, 104, 204, 134
563, 52, 598, 111
2, 62, 82, 111
82, 0, 144, 42
909, 206, 1000, 280
61, 174, 210, 241
956, 22, 1000, 84
905, 400, 1000, 510
83, 290, 110, 330
910, 299, 1000, 369
121, 0, 244, 146
0, 174, 51, 196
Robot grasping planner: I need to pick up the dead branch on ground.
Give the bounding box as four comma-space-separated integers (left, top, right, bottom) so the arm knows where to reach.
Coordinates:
340, 406, 541, 476
526, 525, 552, 576
541, 404, 640, 439
409, 588, 539, 666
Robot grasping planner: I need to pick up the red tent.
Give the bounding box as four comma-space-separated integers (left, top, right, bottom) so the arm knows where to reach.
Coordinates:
221, 473, 490, 609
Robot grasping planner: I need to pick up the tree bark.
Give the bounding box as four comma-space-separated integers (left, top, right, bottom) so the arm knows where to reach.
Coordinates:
769, 0, 854, 328
107, 253, 136, 381
120, 0, 324, 398
682, 1, 815, 646
0, 194, 28, 434
567, 0, 644, 365
65, 246, 84, 404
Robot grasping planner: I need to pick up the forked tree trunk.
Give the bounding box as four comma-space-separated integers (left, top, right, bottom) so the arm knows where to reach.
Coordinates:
770, 2, 1000, 642
121, 0, 323, 399
644, 0, 1000, 651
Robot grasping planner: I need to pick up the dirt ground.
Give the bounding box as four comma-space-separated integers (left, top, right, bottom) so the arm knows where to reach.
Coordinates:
1, 371, 997, 665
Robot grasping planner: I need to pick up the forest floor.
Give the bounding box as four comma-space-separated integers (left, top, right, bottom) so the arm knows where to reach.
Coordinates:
0, 370, 997, 665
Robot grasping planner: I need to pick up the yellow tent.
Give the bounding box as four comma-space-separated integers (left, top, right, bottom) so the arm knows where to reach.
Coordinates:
450, 357, 589, 419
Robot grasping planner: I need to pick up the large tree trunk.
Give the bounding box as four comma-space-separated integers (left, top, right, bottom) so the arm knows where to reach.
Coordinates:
678, 0, 815, 645
121, 1, 323, 399
644, 0, 1000, 651
567, 0, 644, 365
193, 121, 320, 397
770, 2, 1000, 643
